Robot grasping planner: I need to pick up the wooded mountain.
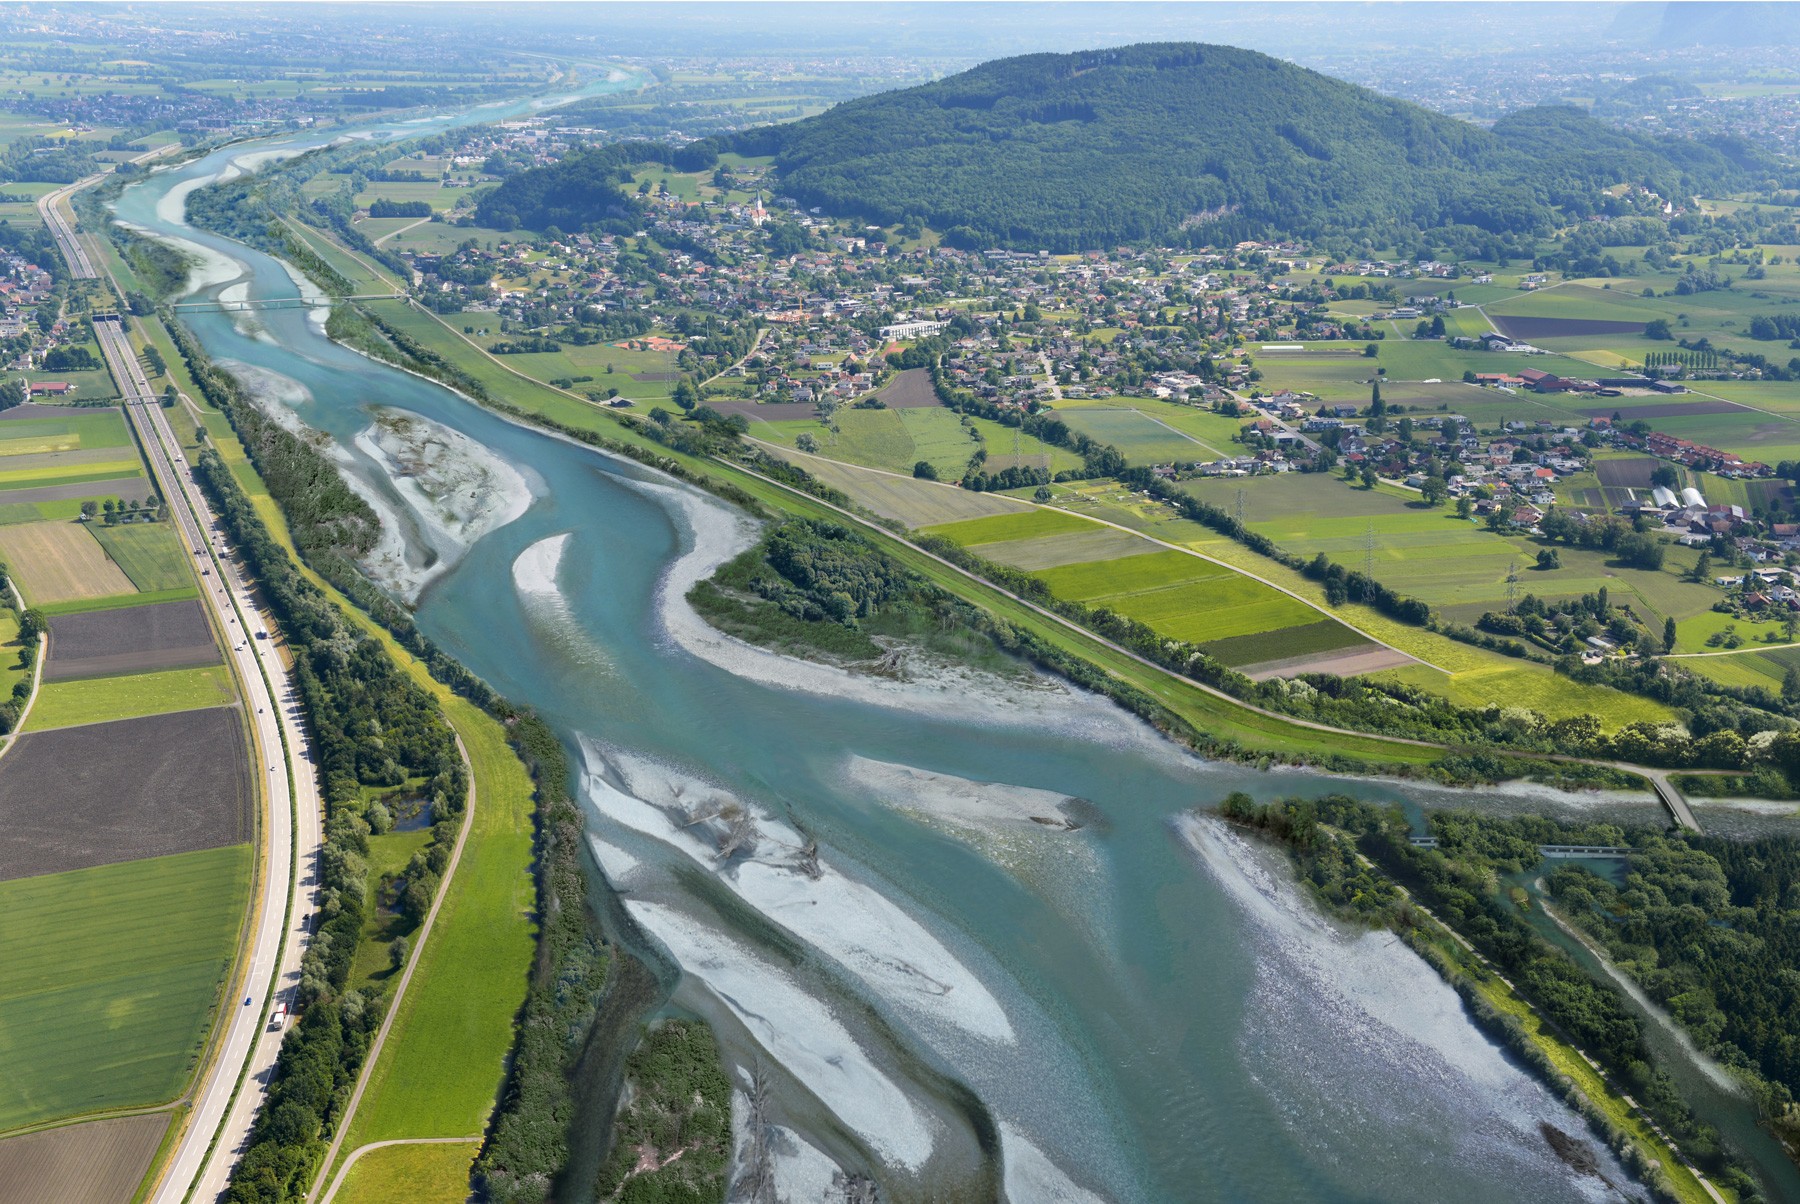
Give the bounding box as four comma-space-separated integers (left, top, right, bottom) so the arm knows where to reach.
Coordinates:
482, 42, 1777, 250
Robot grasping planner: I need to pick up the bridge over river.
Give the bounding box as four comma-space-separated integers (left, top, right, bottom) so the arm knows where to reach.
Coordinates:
166, 292, 404, 312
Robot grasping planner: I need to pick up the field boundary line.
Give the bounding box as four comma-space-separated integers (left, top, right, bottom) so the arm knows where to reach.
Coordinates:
0, 1101, 178, 1142
317, 1135, 481, 1204
307, 731, 480, 1202
1668, 642, 1800, 658
1045, 403, 1233, 459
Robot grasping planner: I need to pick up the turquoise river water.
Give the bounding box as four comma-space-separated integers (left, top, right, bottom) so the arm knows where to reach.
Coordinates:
105, 78, 1777, 1203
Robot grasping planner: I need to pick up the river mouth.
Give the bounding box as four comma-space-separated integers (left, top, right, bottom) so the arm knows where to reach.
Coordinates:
114, 95, 1700, 1203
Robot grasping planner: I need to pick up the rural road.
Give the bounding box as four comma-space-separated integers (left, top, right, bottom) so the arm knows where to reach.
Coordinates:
57, 186, 325, 1204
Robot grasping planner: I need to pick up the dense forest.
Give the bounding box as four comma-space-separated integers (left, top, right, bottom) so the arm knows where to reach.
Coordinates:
475, 139, 687, 233
591, 1020, 732, 1203
1549, 835, 1800, 1128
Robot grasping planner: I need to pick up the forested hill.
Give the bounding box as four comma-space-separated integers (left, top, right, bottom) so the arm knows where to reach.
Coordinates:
730, 43, 1769, 249
479, 42, 1776, 251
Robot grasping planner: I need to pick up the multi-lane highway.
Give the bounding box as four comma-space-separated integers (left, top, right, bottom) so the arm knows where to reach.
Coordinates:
59, 181, 325, 1202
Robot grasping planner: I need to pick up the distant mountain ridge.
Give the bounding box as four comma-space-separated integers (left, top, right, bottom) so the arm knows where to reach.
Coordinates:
481, 42, 1778, 250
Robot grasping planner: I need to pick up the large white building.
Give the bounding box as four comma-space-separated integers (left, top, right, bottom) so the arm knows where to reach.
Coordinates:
879, 319, 947, 340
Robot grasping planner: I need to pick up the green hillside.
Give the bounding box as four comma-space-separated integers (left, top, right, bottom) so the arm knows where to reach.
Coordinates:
729, 43, 1770, 250
478, 42, 1777, 252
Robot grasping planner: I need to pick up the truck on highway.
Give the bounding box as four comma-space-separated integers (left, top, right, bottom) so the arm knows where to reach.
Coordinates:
270, 1001, 288, 1030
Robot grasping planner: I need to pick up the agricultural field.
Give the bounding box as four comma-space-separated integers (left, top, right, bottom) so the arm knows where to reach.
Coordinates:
28, 664, 235, 730
352, 180, 479, 213
1250, 341, 1602, 402
759, 443, 1026, 526
0, 1113, 171, 1204
1177, 472, 1719, 630
0, 521, 135, 604
1049, 480, 1679, 727
963, 413, 1087, 475
926, 508, 1394, 673
88, 521, 192, 593
0, 843, 251, 1130
1052, 404, 1232, 465
46, 597, 219, 681
0, 409, 151, 522
0, 407, 132, 454
1681, 645, 1800, 692
1485, 283, 1664, 329
0, 706, 251, 881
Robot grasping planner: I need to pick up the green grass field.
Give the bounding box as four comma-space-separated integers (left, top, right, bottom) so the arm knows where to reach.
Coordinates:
333, 1138, 479, 1204
1484, 283, 1667, 324
38, 586, 199, 617
1035, 548, 1347, 650
756, 405, 1034, 481
27, 666, 235, 730
0, 462, 141, 490
89, 521, 192, 593
26, 363, 120, 403
926, 508, 1097, 545
1178, 473, 1719, 627
1052, 407, 1221, 465
934, 510, 1361, 661
0, 844, 252, 1131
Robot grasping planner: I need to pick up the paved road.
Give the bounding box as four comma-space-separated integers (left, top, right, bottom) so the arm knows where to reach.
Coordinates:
84, 292, 323, 1196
